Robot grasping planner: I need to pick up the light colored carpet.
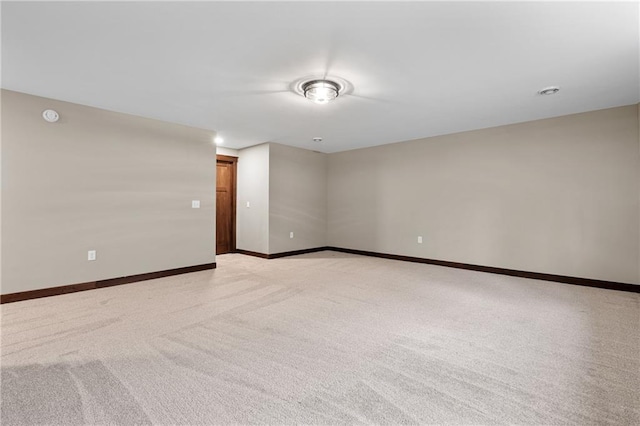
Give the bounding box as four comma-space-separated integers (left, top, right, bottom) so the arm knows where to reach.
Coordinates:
1, 251, 639, 425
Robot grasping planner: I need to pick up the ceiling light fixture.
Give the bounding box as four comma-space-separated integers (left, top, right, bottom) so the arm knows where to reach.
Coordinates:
214, 136, 224, 145
538, 86, 560, 95
42, 109, 59, 123
302, 80, 340, 104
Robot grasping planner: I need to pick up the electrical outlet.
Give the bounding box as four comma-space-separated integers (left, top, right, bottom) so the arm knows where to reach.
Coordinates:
191, 200, 200, 208
290, 231, 294, 239
88, 250, 97, 261
417, 236, 423, 244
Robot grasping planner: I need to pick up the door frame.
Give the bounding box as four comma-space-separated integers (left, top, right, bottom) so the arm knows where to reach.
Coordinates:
216, 154, 238, 253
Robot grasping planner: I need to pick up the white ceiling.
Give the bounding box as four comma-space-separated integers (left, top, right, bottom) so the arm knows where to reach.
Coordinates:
2, 1, 639, 153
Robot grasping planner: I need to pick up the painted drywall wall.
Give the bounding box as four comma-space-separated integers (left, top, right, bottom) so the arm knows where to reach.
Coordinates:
1, 90, 217, 294
216, 147, 239, 157
235, 143, 327, 255
0, 91, 4, 290
269, 143, 327, 253
328, 105, 640, 284
236, 143, 270, 253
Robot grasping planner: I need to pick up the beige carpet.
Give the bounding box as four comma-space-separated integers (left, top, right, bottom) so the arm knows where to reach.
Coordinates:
1, 251, 639, 425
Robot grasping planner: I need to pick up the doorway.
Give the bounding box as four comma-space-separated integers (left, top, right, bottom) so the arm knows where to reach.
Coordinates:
216, 155, 237, 255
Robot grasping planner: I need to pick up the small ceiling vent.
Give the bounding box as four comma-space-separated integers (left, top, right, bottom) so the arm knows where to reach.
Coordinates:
538, 86, 560, 95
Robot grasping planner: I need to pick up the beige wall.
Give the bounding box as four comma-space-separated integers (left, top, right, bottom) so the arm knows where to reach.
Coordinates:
328, 105, 640, 285
4, 90, 637, 292
236, 143, 270, 253
1, 90, 217, 294
216, 146, 239, 157
269, 143, 327, 253
235, 143, 327, 255
0, 92, 4, 290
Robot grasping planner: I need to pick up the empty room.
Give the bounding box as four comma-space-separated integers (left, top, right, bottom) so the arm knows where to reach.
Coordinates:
1, 1, 639, 425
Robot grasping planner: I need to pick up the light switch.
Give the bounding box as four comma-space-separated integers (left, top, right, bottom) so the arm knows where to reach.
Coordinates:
417, 236, 423, 244
88, 250, 97, 261
192, 200, 200, 209
290, 231, 294, 239
246, 201, 251, 208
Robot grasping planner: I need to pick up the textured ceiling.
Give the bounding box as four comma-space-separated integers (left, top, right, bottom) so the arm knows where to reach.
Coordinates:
2, 1, 638, 153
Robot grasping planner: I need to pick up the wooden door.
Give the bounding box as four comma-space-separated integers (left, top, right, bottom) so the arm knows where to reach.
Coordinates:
216, 155, 237, 254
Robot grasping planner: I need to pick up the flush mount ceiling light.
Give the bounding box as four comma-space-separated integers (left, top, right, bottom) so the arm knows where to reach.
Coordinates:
292, 76, 352, 104
214, 136, 224, 145
538, 86, 560, 95
302, 79, 341, 104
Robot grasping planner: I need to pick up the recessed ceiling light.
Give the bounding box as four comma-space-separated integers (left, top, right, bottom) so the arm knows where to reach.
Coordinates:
538, 86, 560, 95
214, 136, 224, 145
302, 80, 340, 104
312, 137, 323, 142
